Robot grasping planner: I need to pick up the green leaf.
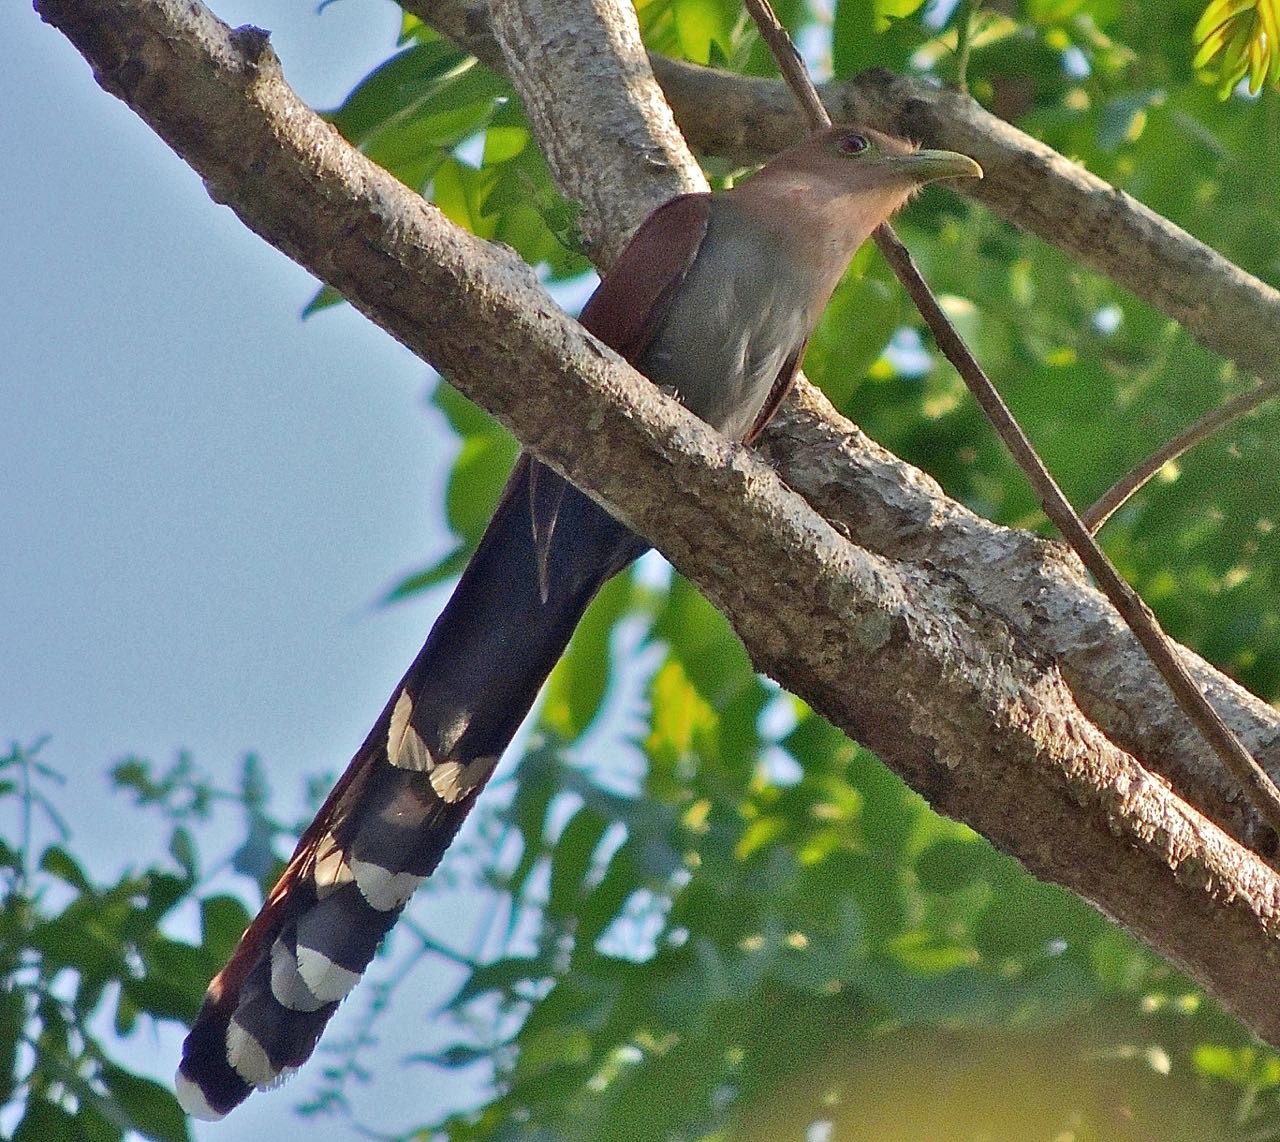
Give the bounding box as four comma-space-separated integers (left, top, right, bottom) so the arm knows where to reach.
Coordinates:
645, 659, 718, 768
13, 1098, 81, 1142
302, 283, 344, 318
1192, 0, 1280, 96
408, 1043, 492, 1068
200, 894, 253, 964
499, 747, 559, 903
0, 835, 22, 870
1193, 1043, 1280, 1089
167, 826, 197, 879
832, 0, 929, 77
913, 836, 990, 894
1088, 927, 1151, 992
428, 383, 518, 556
576, 842, 641, 949
0, 987, 23, 1105
381, 542, 470, 601
127, 937, 211, 1022
447, 956, 546, 1010
326, 42, 475, 147
38, 845, 89, 890
670, 0, 741, 63
805, 255, 904, 411
884, 930, 979, 975
547, 806, 609, 919
101, 1063, 190, 1142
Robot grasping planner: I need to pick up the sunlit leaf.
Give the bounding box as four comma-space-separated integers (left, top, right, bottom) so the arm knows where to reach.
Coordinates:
1193, 0, 1280, 95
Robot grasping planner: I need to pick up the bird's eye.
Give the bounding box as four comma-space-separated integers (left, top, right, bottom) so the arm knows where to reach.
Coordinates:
837, 132, 870, 155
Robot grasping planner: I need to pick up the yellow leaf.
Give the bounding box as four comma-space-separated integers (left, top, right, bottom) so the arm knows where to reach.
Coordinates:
1194, 0, 1253, 43
646, 660, 717, 760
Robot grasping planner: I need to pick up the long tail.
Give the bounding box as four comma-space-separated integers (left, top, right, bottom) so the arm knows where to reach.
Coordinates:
175, 456, 646, 1119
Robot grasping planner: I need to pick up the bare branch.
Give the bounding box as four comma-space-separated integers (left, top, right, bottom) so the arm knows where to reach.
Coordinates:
1085, 380, 1280, 533
740, 0, 829, 131
761, 384, 1280, 860
882, 226, 1280, 834
738, 0, 1280, 831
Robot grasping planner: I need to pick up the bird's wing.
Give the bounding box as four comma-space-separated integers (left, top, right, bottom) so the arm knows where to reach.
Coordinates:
742, 338, 808, 446
529, 192, 712, 595
578, 193, 711, 358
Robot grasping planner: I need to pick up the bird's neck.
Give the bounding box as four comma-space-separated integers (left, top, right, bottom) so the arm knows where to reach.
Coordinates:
718, 175, 895, 313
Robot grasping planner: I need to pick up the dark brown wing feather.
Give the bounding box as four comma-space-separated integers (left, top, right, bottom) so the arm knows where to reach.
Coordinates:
578, 194, 710, 356
528, 193, 710, 587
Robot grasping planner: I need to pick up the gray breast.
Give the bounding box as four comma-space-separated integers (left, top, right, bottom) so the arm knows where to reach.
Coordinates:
637, 198, 815, 442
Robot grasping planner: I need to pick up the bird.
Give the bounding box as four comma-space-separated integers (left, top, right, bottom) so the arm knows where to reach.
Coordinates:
175, 124, 982, 1119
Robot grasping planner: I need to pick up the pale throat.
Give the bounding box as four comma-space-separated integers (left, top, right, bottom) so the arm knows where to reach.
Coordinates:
731, 172, 909, 296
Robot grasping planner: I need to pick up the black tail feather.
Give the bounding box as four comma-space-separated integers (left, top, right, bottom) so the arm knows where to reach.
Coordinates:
176, 457, 646, 1118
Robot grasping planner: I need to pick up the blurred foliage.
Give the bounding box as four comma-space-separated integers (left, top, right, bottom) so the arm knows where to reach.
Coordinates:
15, 1, 1280, 1140
0, 742, 258, 1141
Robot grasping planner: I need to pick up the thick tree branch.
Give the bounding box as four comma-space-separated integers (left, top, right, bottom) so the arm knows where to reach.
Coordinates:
411, 0, 1280, 386
735, 0, 1280, 845
482, 0, 1280, 1028
36, 0, 1280, 1045
761, 385, 1280, 859
487, 0, 703, 263
480, 0, 1280, 850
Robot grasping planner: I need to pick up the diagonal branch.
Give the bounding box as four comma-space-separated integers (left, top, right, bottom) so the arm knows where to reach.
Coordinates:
35, 0, 1280, 1046
884, 224, 1280, 835
1084, 379, 1280, 533
454, 0, 1280, 852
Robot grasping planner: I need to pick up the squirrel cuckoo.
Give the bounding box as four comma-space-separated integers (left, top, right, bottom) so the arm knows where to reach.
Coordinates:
176, 125, 981, 1119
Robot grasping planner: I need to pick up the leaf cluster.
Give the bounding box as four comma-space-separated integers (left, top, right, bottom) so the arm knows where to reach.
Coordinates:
0, 743, 256, 1142
1194, 0, 1280, 96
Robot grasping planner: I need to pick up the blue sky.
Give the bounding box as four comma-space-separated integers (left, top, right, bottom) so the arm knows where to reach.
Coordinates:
4, 0, 507, 1134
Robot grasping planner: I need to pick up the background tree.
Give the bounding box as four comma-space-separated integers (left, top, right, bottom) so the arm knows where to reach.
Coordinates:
9, 0, 1280, 1139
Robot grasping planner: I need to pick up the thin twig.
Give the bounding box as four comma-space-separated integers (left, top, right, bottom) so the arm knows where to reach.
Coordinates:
739, 0, 1280, 836
1084, 379, 1280, 533
953, 0, 977, 93
741, 0, 829, 130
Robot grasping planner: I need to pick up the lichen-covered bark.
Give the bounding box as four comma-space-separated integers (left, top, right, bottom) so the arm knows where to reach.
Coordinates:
35, 0, 1280, 1047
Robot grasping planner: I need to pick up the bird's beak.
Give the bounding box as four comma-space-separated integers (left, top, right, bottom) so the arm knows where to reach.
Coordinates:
894, 149, 984, 184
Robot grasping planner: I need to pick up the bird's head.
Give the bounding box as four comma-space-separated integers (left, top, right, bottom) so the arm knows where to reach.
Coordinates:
738, 125, 982, 253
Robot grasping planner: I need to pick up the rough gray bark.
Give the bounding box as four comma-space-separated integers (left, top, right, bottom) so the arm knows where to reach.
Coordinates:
413, 0, 1280, 386
35, 0, 1280, 1047
488, 0, 703, 262
763, 385, 1280, 859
